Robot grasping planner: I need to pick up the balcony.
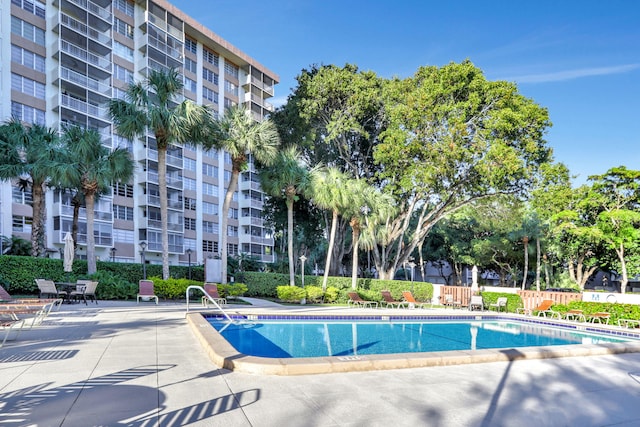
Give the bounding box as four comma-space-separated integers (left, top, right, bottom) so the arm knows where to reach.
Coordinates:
239, 216, 264, 227
58, 67, 111, 96
139, 32, 183, 62
59, 12, 111, 47
66, 0, 112, 23
60, 94, 109, 120
54, 203, 113, 221
239, 179, 261, 192
140, 218, 183, 232
59, 40, 111, 71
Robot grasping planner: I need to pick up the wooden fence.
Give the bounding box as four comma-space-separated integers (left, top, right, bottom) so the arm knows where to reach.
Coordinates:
517, 290, 582, 311
441, 286, 472, 307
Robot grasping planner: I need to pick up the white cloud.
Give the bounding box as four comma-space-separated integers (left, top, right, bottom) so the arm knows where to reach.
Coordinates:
505, 64, 640, 84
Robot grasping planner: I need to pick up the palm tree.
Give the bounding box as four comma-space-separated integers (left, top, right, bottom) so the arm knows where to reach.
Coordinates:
0, 235, 31, 256
344, 181, 396, 289
55, 126, 134, 274
259, 146, 313, 286
206, 105, 279, 284
309, 167, 350, 291
0, 119, 62, 257
109, 69, 212, 279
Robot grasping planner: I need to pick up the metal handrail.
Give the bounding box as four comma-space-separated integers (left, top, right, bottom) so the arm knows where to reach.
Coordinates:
186, 285, 232, 322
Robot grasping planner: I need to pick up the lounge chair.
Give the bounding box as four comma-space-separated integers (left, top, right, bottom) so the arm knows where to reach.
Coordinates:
380, 290, 409, 309
0, 318, 26, 349
202, 283, 227, 307
517, 299, 560, 318
35, 279, 67, 301
401, 291, 430, 309
0, 300, 61, 329
137, 280, 159, 304
442, 294, 461, 309
347, 292, 378, 308
618, 318, 640, 328
588, 312, 610, 324
469, 295, 484, 311
72, 280, 99, 305
564, 309, 586, 322
489, 297, 508, 312
0, 284, 59, 306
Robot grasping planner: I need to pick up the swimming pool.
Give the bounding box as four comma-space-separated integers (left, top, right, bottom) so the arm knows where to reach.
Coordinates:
186, 312, 640, 375
207, 319, 631, 358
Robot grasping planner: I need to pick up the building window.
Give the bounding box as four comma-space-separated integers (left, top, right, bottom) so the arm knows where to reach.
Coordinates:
202, 163, 218, 178
184, 217, 196, 231
203, 48, 219, 67
184, 157, 196, 171
113, 228, 134, 243
203, 86, 218, 104
114, 18, 134, 39
12, 186, 32, 205
224, 80, 238, 97
13, 0, 46, 18
114, 0, 134, 17
184, 197, 197, 211
114, 205, 134, 221
184, 76, 197, 93
114, 64, 133, 83
184, 57, 197, 74
113, 183, 134, 197
113, 41, 134, 62
113, 135, 133, 152
202, 68, 218, 85
11, 73, 45, 99
203, 202, 218, 215
224, 62, 239, 79
12, 215, 32, 233
185, 37, 197, 54
202, 240, 218, 253
183, 177, 196, 191
202, 220, 216, 234
11, 101, 44, 125
227, 243, 238, 256
228, 208, 238, 219
223, 97, 236, 110
11, 17, 45, 46
224, 170, 232, 182
11, 45, 45, 72
203, 182, 218, 197
227, 225, 238, 237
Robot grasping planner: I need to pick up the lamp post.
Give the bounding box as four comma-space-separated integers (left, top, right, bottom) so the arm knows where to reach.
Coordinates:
186, 248, 192, 279
299, 254, 307, 288
139, 241, 147, 280
110, 247, 117, 262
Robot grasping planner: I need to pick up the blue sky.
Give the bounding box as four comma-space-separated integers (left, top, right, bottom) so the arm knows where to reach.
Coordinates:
170, 0, 639, 185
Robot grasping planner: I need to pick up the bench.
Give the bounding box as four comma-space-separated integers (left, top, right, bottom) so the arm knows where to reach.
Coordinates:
618, 318, 640, 328
588, 312, 611, 324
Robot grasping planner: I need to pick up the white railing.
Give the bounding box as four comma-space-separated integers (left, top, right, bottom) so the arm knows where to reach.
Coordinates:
185, 285, 232, 320
60, 12, 111, 46
60, 40, 111, 71
67, 0, 112, 21
60, 67, 111, 95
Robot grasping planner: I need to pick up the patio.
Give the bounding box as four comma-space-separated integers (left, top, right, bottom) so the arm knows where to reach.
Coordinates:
1, 300, 640, 426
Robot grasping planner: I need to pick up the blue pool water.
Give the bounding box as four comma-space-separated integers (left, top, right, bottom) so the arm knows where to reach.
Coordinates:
207, 318, 633, 359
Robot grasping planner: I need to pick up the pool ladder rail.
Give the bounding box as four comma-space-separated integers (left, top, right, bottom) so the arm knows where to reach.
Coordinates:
185, 285, 232, 322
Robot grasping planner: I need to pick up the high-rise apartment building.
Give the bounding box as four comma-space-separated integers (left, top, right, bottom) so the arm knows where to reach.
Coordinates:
0, 0, 278, 266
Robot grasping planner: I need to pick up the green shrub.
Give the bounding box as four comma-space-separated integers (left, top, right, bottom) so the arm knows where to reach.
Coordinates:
277, 285, 306, 302
86, 270, 137, 300
305, 285, 324, 303
324, 286, 339, 303
480, 292, 522, 313
219, 283, 248, 299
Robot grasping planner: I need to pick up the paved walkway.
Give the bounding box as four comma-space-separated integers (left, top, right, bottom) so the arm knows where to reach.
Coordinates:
1, 300, 640, 426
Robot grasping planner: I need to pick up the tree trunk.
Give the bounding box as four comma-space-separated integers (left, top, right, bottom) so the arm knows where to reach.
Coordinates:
85, 192, 96, 274
321, 210, 339, 292
72, 194, 81, 250
535, 237, 541, 291
287, 197, 295, 286
31, 181, 46, 257
350, 220, 360, 290
521, 236, 529, 290
221, 168, 240, 285
617, 244, 628, 294
158, 148, 170, 280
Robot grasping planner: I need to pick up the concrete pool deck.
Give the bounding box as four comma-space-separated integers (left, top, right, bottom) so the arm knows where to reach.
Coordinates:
2, 299, 640, 426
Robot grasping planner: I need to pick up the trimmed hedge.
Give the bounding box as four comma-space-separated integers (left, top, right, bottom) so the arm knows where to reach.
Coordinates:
480, 292, 523, 313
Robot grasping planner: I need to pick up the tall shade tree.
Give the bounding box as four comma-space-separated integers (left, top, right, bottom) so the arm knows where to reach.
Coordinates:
0, 119, 62, 257
589, 167, 640, 293
374, 60, 552, 279
109, 69, 211, 279
309, 167, 350, 291
55, 126, 134, 274
259, 146, 313, 286
206, 105, 279, 284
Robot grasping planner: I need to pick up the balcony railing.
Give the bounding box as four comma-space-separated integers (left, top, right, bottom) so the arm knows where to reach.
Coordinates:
60, 40, 111, 71
60, 12, 111, 46
60, 67, 111, 96
57, 204, 113, 221
61, 94, 109, 120
67, 0, 112, 22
